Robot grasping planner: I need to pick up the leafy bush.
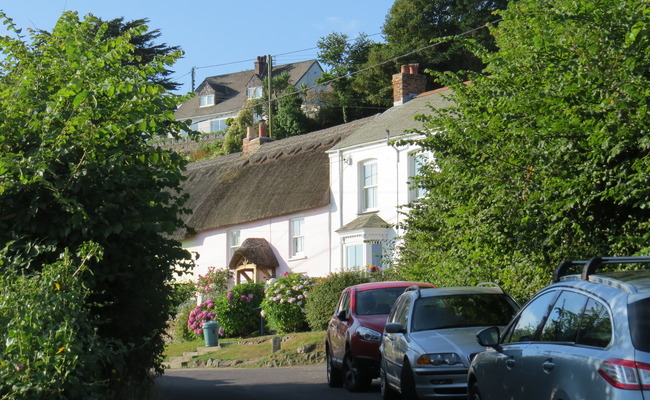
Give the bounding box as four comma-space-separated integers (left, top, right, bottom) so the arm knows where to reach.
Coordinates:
261, 273, 316, 333
305, 270, 371, 331
0, 12, 195, 391
195, 267, 232, 299
0, 243, 125, 399
171, 300, 199, 342
168, 281, 197, 310
213, 282, 265, 337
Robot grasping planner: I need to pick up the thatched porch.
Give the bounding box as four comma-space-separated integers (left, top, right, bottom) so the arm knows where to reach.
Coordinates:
228, 238, 279, 284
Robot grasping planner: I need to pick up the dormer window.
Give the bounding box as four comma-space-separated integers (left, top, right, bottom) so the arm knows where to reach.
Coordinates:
199, 94, 215, 107
247, 86, 263, 99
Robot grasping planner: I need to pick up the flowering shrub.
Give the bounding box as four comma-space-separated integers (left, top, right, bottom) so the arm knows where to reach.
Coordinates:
261, 273, 316, 333
187, 299, 217, 336
195, 266, 232, 297
366, 264, 381, 273
213, 282, 264, 337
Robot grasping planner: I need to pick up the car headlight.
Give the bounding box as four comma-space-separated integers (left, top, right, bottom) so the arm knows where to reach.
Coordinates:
416, 353, 462, 366
356, 326, 382, 342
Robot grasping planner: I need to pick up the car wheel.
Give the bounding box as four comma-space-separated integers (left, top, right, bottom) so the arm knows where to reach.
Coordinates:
327, 348, 343, 387
400, 360, 419, 400
343, 352, 372, 392
468, 381, 482, 400
380, 362, 398, 400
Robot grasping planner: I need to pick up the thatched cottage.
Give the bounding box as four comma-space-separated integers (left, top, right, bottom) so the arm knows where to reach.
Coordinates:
176, 64, 454, 284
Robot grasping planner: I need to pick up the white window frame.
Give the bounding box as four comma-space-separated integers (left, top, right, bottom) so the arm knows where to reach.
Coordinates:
360, 160, 378, 212
228, 229, 241, 259
199, 94, 215, 107
345, 244, 363, 269
290, 217, 305, 258
247, 86, 263, 99
408, 151, 428, 201
210, 119, 228, 133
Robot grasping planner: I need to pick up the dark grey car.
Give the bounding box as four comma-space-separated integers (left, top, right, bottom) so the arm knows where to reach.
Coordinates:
468, 256, 650, 400
379, 284, 519, 399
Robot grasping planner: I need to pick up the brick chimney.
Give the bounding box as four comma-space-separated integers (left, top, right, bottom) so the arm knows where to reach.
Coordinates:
392, 63, 426, 106
254, 55, 267, 76
242, 123, 273, 153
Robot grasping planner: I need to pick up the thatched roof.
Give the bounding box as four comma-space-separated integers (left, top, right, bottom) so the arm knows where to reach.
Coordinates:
228, 238, 279, 269
174, 116, 376, 240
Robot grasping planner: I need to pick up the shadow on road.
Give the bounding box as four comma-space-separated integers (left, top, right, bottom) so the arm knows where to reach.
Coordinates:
156, 366, 380, 400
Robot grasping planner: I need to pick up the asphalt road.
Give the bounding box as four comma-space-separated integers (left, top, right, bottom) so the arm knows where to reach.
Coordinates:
155, 364, 381, 400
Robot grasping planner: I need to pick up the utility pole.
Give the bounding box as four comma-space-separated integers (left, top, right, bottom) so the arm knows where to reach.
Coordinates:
267, 54, 273, 139
191, 66, 196, 92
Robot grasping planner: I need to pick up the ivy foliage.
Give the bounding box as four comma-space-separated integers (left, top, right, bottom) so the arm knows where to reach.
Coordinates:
0, 10, 195, 392
398, 0, 650, 301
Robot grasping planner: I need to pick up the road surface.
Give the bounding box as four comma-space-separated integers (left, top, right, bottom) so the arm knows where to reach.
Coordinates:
156, 364, 381, 400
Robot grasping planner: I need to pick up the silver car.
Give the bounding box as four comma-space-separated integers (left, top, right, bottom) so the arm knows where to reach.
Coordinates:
468, 256, 650, 400
379, 284, 519, 399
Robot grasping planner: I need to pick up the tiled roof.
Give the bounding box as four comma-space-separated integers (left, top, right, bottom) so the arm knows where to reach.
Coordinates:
330, 87, 455, 150
174, 59, 321, 122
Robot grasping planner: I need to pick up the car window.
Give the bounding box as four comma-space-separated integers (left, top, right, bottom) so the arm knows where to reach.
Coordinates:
336, 291, 350, 318
540, 291, 588, 343
388, 295, 408, 323
395, 296, 412, 328
505, 291, 557, 343
576, 298, 611, 348
628, 297, 650, 352
411, 294, 518, 331
356, 287, 412, 315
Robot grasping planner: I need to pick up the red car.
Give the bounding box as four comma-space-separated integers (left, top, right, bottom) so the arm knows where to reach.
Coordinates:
326, 281, 435, 392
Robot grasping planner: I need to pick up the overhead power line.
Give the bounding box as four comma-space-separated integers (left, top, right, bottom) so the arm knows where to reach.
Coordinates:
182, 20, 499, 124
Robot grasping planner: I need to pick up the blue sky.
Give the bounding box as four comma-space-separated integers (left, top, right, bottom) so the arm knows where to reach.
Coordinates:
2, 0, 395, 93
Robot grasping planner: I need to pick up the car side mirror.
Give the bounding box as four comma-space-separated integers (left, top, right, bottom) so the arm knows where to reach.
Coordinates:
384, 322, 405, 334
476, 326, 501, 348
336, 310, 348, 321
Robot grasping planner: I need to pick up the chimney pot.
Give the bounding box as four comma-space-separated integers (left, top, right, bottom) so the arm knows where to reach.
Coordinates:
392, 64, 426, 106
254, 55, 267, 75
246, 126, 256, 139
258, 122, 267, 138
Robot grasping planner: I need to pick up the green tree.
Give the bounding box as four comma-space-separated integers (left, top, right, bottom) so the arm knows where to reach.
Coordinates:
253, 71, 312, 139
0, 11, 194, 394
398, 0, 650, 301
102, 17, 182, 91
222, 103, 255, 153
316, 32, 379, 122
354, 0, 509, 107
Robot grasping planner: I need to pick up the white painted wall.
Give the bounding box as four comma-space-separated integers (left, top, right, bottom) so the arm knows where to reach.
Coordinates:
328, 137, 424, 273
182, 205, 333, 282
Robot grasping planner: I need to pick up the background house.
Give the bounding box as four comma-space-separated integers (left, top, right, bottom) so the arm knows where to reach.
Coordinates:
174, 56, 325, 135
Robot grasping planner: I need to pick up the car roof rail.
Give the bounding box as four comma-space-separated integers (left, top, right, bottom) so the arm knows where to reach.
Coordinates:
476, 282, 505, 293
552, 256, 650, 283
404, 285, 423, 298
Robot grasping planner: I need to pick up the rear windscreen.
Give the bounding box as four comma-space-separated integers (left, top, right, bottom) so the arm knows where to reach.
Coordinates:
412, 294, 518, 331
356, 287, 411, 315
628, 297, 650, 352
